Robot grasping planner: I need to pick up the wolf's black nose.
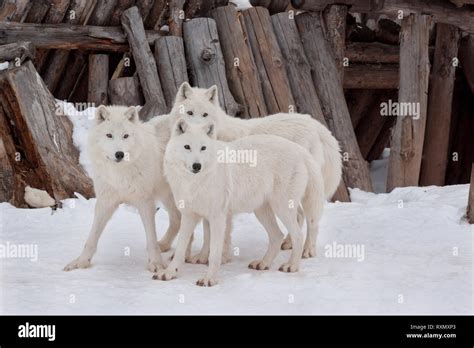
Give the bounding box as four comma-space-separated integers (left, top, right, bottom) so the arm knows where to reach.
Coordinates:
115, 151, 125, 161
192, 163, 201, 173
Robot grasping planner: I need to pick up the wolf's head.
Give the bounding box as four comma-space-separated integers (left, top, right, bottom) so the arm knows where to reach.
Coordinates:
166, 118, 217, 175
89, 105, 144, 165
169, 82, 225, 129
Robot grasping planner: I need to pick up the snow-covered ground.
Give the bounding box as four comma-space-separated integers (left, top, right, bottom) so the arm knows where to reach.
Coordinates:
1, 102, 473, 314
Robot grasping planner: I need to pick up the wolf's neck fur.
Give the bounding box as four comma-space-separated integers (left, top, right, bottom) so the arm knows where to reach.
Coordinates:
218, 114, 252, 141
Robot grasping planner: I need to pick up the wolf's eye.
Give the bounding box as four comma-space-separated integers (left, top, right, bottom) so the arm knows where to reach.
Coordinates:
201, 146, 206, 151
202, 113, 208, 117
187, 111, 193, 116
106, 133, 112, 138
123, 134, 129, 139
184, 145, 191, 150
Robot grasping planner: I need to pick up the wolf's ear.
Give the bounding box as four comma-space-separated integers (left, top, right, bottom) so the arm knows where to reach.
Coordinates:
124, 106, 139, 123
175, 119, 188, 136
205, 123, 216, 139
175, 82, 193, 103
205, 85, 219, 106
96, 105, 109, 123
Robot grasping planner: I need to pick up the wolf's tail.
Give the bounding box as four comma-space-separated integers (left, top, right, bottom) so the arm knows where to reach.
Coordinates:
318, 125, 343, 200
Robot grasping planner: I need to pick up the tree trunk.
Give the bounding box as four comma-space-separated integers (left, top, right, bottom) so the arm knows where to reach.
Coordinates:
183, 17, 242, 116
88, 54, 109, 105
420, 24, 460, 186
387, 14, 431, 191
241, 7, 295, 114
211, 5, 267, 118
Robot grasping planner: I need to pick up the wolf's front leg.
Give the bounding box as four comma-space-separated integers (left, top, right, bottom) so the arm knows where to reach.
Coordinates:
137, 200, 164, 272
157, 194, 181, 252
196, 215, 226, 287
153, 213, 200, 281
63, 197, 119, 271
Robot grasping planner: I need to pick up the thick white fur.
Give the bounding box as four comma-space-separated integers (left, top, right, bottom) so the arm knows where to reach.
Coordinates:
63, 106, 181, 273
165, 82, 342, 262
154, 120, 325, 286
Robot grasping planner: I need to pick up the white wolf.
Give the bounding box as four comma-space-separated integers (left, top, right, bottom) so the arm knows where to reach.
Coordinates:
153, 119, 325, 286
164, 82, 342, 262
63, 106, 181, 273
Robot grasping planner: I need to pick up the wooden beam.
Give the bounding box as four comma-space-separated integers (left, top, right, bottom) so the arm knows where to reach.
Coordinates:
0, 22, 162, 52
420, 24, 460, 186
271, 13, 326, 123
108, 76, 144, 106
169, 0, 186, 37
297, 12, 373, 194
88, 54, 109, 105
24, 0, 52, 23
241, 7, 295, 114
121, 6, 167, 119
292, 0, 474, 33
211, 5, 267, 118
346, 42, 399, 64
154, 37, 189, 111
387, 14, 431, 191
343, 64, 399, 89
0, 42, 35, 62
468, 164, 474, 223
183, 18, 242, 116
0, 0, 31, 22
324, 5, 347, 80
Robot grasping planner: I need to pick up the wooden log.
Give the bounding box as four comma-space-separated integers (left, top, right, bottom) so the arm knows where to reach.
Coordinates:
367, 113, 396, 162
154, 36, 189, 110
108, 76, 144, 106
144, 0, 167, 30
459, 35, 474, 93
121, 6, 167, 119
42, 1, 95, 93
249, 0, 290, 14
34, 0, 71, 72
169, 0, 186, 37
387, 14, 431, 191
0, 0, 31, 22
0, 61, 93, 207
324, 5, 347, 80
355, 90, 394, 159
88, 54, 109, 105
0, 22, 162, 52
183, 18, 242, 116
297, 12, 373, 194
346, 42, 399, 64
241, 7, 295, 114
211, 5, 267, 118
292, 0, 474, 34
468, 164, 474, 223
420, 24, 460, 186
24, 0, 51, 23
0, 42, 35, 62
109, 0, 135, 26
271, 13, 325, 123
344, 64, 399, 89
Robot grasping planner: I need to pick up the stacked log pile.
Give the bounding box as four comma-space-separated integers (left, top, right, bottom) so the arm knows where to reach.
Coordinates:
0, 0, 473, 219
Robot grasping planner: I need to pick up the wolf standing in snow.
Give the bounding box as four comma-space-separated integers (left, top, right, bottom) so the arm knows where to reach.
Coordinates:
63, 106, 180, 272
163, 82, 342, 262
153, 119, 325, 286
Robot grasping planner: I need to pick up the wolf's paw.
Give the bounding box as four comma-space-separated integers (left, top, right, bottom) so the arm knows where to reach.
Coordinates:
157, 240, 172, 252
221, 252, 232, 264
278, 263, 299, 273
189, 253, 209, 264
280, 238, 293, 250
302, 246, 316, 258
63, 258, 92, 271
248, 260, 270, 270
147, 259, 163, 273
196, 277, 218, 287
152, 267, 177, 281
